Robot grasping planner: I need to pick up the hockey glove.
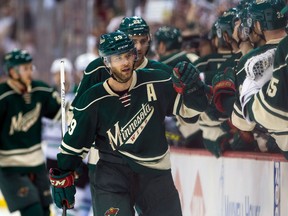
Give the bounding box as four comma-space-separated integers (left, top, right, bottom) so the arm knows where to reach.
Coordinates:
212, 68, 236, 114
49, 168, 76, 209
231, 130, 258, 151
203, 133, 231, 158
172, 61, 203, 95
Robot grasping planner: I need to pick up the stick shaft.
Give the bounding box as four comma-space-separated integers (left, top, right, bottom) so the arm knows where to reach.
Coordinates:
62, 204, 67, 216
60, 60, 66, 137
60, 61, 67, 215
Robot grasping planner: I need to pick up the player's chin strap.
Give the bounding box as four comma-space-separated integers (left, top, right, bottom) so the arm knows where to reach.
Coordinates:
110, 73, 127, 83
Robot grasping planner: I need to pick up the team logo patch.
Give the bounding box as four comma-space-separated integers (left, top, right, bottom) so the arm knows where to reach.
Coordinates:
17, 187, 29, 197
104, 207, 119, 216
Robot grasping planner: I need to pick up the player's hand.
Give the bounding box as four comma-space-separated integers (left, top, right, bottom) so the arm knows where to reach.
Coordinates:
231, 130, 258, 151
212, 68, 236, 113
203, 133, 230, 158
49, 168, 76, 209
172, 61, 203, 94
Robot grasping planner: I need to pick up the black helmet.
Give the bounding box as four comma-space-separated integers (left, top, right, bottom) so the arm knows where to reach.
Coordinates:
154, 26, 182, 51
216, 8, 238, 39
249, 0, 286, 30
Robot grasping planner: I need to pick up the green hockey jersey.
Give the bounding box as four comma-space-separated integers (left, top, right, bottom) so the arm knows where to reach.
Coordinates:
72, 57, 173, 106
232, 40, 281, 131
159, 50, 199, 67
58, 69, 207, 173
194, 51, 233, 85
0, 80, 61, 172
246, 36, 288, 153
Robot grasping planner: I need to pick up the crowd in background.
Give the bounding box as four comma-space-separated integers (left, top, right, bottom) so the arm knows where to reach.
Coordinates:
0, 0, 288, 154
1, 0, 288, 215
0, 0, 238, 82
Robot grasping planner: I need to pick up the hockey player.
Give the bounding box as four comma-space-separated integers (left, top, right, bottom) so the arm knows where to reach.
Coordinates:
198, 7, 258, 157
215, 0, 286, 153
71, 16, 173, 107
154, 26, 199, 66
0, 49, 61, 216
49, 30, 208, 216
153, 25, 202, 148
240, 4, 288, 159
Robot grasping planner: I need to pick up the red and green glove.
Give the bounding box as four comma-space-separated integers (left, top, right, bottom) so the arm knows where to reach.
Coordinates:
49, 168, 76, 209
212, 67, 236, 114
172, 61, 203, 95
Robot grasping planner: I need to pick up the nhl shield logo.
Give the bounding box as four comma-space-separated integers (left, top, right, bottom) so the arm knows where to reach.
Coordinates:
104, 207, 119, 216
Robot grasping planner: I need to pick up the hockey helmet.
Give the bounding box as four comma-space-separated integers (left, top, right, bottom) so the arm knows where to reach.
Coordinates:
154, 26, 182, 51
3, 49, 32, 73
216, 8, 238, 39
118, 16, 150, 36
98, 30, 135, 58
235, 4, 254, 41
208, 21, 218, 40
249, 0, 286, 30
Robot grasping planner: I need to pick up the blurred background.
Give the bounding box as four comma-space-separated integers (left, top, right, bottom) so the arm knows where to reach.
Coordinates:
0, 0, 238, 83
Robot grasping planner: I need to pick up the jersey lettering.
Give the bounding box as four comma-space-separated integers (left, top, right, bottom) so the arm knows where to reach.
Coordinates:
146, 84, 157, 102
9, 103, 41, 135
106, 103, 154, 149
267, 77, 279, 97
68, 119, 77, 135
106, 122, 123, 150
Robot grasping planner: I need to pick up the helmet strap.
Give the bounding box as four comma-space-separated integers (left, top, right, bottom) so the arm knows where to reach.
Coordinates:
13, 67, 29, 93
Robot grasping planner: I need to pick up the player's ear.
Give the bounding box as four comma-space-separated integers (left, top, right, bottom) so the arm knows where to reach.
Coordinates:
103, 57, 111, 68
9, 67, 19, 79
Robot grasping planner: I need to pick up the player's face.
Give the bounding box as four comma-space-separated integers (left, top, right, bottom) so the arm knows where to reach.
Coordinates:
131, 35, 150, 65
232, 19, 241, 43
15, 63, 33, 85
109, 50, 136, 83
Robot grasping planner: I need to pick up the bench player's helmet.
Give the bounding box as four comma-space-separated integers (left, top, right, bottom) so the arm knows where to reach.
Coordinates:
208, 21, 217, 40
154, 26, 182, 51
118, 16, 151, 55
249, 0, 286, 31
118, 16, 150, 37
215, 8, 238, 39
235, 4, 253, 41
3, 49, 32, 73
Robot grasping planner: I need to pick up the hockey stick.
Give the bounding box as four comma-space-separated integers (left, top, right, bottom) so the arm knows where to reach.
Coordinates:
60, 60, 67, 216
60, 60, 66, 137
62, 204, 67, 216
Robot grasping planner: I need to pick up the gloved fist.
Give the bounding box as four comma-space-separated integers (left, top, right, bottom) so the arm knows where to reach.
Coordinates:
212, 68, 236, 113
230, 130, 258, 151
172, 61, 202, 94
203, 133, 231, 158
49, 168, 76, 209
